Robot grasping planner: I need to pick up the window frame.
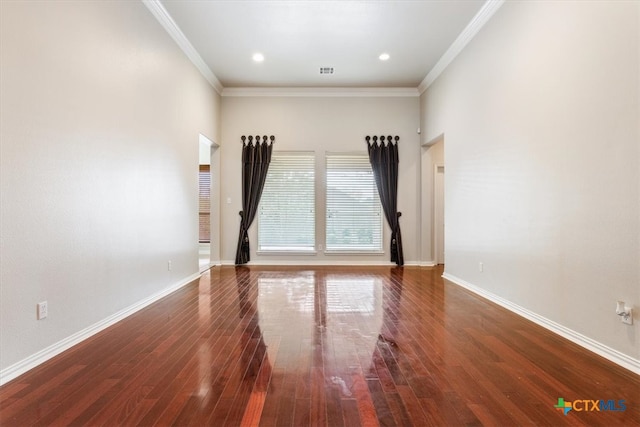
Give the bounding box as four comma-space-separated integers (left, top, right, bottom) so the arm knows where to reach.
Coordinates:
324, 152, 384, 254
257, 151, 317, 255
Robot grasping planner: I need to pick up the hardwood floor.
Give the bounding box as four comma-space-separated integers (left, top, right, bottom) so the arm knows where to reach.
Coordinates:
1, 266, 638, 426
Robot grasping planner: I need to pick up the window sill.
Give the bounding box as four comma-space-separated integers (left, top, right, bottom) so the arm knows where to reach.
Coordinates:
257, 250, 318, 256
324, 250, 385, 256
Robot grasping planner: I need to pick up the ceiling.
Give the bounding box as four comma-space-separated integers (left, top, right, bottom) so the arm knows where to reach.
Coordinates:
158, 0, 487, 89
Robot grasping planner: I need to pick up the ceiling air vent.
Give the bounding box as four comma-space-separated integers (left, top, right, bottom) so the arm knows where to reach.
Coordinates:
319, 67, 334, 75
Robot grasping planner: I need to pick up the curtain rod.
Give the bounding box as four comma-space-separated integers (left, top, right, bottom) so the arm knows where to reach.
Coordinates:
365, 135, 399, 143
241, 135, 275, 143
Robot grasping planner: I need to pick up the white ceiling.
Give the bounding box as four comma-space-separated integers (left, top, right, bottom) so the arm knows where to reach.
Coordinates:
159, 0, 487, 89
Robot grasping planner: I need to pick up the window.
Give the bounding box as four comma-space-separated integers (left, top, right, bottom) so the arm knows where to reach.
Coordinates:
258, 152, 315, 252
199, 165, 210, 243
326, 153, 382, 252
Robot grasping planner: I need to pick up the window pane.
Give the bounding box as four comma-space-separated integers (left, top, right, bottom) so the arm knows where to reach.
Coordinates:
326, 154, 382, 251
258, 153, 315, 251
199, 165, 210, 243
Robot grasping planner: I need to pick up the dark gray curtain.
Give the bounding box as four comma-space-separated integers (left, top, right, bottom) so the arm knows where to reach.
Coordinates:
367, 135, 404, 266
235, 135, 274, 265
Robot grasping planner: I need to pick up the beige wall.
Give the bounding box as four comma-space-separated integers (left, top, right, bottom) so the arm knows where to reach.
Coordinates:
0, 1, 220, 374
220, 96, 421, 264
422, 0, 639, 363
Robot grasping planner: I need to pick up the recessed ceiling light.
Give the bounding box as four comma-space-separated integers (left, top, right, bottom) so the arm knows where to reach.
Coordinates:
379, 53, 390, 61
252, 53, 264, 62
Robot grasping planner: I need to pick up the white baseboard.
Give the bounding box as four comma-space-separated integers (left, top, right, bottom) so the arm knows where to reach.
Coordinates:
199, 262, 217, 273
442, 273, 640, 375
0, 272, 201, 386
221, 260, 418, 267
420, 261, 437, 267
402, 261, 421, 267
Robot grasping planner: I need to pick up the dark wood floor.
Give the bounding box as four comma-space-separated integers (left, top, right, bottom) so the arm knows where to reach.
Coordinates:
1, 266, 638, 426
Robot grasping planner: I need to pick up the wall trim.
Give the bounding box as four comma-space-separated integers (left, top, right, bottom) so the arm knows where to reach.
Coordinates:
403, 261, 422, 267
221, 87, 420, 98
199, 263, 217, 273
442, 273, 640, 375
0, 272, 201, 386
418, 0, 505, 93
420, 261, 437, 267
142, 0, 223, 94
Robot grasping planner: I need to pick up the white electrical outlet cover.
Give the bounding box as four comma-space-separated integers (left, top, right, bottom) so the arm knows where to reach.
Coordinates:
37, 302, 48, 320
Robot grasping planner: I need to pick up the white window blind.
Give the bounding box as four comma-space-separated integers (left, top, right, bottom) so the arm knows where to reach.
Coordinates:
326, 154, 382, 252
258, 152, 315, 252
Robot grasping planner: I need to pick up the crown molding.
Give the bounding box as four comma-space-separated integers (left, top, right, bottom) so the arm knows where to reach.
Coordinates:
221, 87, 420, 98
142, 0, 223, 94
143, 0, 502, 97
418, 0, 505, 94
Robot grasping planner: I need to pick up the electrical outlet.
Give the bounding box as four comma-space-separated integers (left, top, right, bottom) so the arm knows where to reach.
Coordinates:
167, 261, 172, 271
479, 262, 484, 272
37, 301, 48, 320
616, 301, 633, 325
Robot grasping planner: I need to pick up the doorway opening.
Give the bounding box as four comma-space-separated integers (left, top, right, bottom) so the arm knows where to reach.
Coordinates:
420, 134, 444, 266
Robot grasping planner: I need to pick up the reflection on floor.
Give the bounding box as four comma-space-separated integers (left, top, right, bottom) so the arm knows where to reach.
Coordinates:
199, 243, 210, 272
199, 256, 210, 272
